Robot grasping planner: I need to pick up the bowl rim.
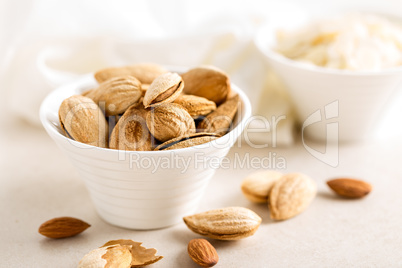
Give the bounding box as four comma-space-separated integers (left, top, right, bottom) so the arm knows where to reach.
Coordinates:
254, 15, 402, 77
40, 72, 252, 155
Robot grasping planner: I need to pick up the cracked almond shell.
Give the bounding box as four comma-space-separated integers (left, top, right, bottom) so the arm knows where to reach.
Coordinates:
269, 173, 317, 220
143, 72, 183, 108
94, 63, 168, 84
183, 207, 262, 240
78, 245, 132, 268
102, 239, 163, 267
58, 95, 108, 148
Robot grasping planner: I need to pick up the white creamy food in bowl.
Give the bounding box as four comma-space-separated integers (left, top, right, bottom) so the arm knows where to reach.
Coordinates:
275, 13, 402, 71
255, 12, 402, 143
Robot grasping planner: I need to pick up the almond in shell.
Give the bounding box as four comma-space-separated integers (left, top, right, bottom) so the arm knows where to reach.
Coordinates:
197, 95, 239, 135
241, 170, 283, 203
109, 103, 152, 151
94, 63, 168, 84
182, 65, 230, 105
146, 103, 195, 142
58, 95, 108, 148
183, 207, 262, 240
90, 76, 142, 116
269, 173, 317, 220
174, 94, 216, 119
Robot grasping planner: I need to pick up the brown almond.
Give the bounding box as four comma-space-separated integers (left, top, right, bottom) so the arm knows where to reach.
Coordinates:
154, 132, 220, 151
327, 178, 372, 198
197, 95, 239, 135
183, 207, 262, 240
38, 217, 90, 239
188, 239, 219, 267
146, 103, 195, 142
182, 66, 230, 105
59, 95, 108, 148
143, 72, 183, 108
94, 63, 168, 84
102, 239, 163, 267
174, 94, 216, 119
90, 76, 142, 116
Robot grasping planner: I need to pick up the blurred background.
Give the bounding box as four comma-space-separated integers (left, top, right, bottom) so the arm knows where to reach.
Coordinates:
1, 0, 402, 144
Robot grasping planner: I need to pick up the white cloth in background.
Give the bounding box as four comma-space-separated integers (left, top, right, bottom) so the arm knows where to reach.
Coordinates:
1, 0, 402, 145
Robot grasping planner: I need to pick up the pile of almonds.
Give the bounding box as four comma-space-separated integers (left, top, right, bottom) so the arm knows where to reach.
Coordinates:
58, 63, 240, 151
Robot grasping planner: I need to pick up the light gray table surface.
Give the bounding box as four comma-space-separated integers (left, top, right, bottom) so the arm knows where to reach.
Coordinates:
1, 119, 401, 267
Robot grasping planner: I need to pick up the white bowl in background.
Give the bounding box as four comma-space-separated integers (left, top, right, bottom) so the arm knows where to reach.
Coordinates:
39, 73, 251, 230
254, 19, 402, 143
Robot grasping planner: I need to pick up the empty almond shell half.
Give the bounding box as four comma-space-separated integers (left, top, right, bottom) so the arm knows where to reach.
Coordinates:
154, 132, 220, 151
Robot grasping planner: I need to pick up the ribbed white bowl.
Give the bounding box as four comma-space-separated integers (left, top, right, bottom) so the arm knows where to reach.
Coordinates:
40, 74, 251, 229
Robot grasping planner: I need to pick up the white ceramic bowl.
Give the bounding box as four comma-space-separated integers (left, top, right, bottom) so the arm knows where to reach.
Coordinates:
40, 74, 251, 230
255, 22, 402, 143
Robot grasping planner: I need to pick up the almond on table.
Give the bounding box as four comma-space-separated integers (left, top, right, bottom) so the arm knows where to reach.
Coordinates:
188, 239, 219, 267
269, 173, 317, 220
38, 217, 90, 239
241, 170, 283, 203
327, 178, 372, 198
183, 207, 262, 240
